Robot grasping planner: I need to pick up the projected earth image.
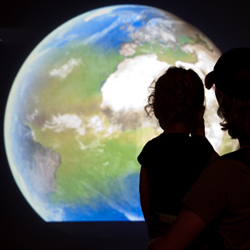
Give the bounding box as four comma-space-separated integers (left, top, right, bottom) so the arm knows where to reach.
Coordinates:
5, 5, 227, 221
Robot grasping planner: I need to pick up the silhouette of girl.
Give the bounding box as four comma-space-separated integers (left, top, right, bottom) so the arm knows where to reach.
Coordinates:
138, 67, 218, 242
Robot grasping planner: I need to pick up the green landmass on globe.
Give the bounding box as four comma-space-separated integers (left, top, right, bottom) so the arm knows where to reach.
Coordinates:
4, 4, 237, 221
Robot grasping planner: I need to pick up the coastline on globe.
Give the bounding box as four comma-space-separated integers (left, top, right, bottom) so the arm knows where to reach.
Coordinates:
4, 4, 236, 222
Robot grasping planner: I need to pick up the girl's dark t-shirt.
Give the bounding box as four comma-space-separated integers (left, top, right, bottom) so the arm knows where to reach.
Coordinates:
137, 133, 214, 215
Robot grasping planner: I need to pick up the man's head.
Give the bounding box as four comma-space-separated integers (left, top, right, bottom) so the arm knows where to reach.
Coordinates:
205, 48, 250, 143
205, 48, 250, 100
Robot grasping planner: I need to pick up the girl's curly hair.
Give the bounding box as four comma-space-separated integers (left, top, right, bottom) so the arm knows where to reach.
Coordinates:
145, 66, 204, 129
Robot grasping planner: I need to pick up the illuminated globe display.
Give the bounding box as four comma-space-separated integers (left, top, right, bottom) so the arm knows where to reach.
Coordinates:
5, 5, 227, 221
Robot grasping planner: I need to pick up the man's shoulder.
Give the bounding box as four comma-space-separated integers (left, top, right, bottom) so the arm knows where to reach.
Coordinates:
202, 148, 250, 180
214, 147, 250, 167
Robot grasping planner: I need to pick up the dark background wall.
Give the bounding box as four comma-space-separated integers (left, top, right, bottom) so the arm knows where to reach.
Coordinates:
1, 0, 250, 249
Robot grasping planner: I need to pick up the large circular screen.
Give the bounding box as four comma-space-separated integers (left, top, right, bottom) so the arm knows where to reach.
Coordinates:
5, 5, 226, 221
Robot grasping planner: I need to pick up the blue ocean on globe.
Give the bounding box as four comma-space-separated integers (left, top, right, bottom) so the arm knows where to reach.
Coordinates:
4, 4, 222, 221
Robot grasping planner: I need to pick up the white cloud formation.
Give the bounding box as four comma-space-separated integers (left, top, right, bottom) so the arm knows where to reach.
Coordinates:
101, 53, 169, 112
44, 114, 82, 132
49, 58, 82, 78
